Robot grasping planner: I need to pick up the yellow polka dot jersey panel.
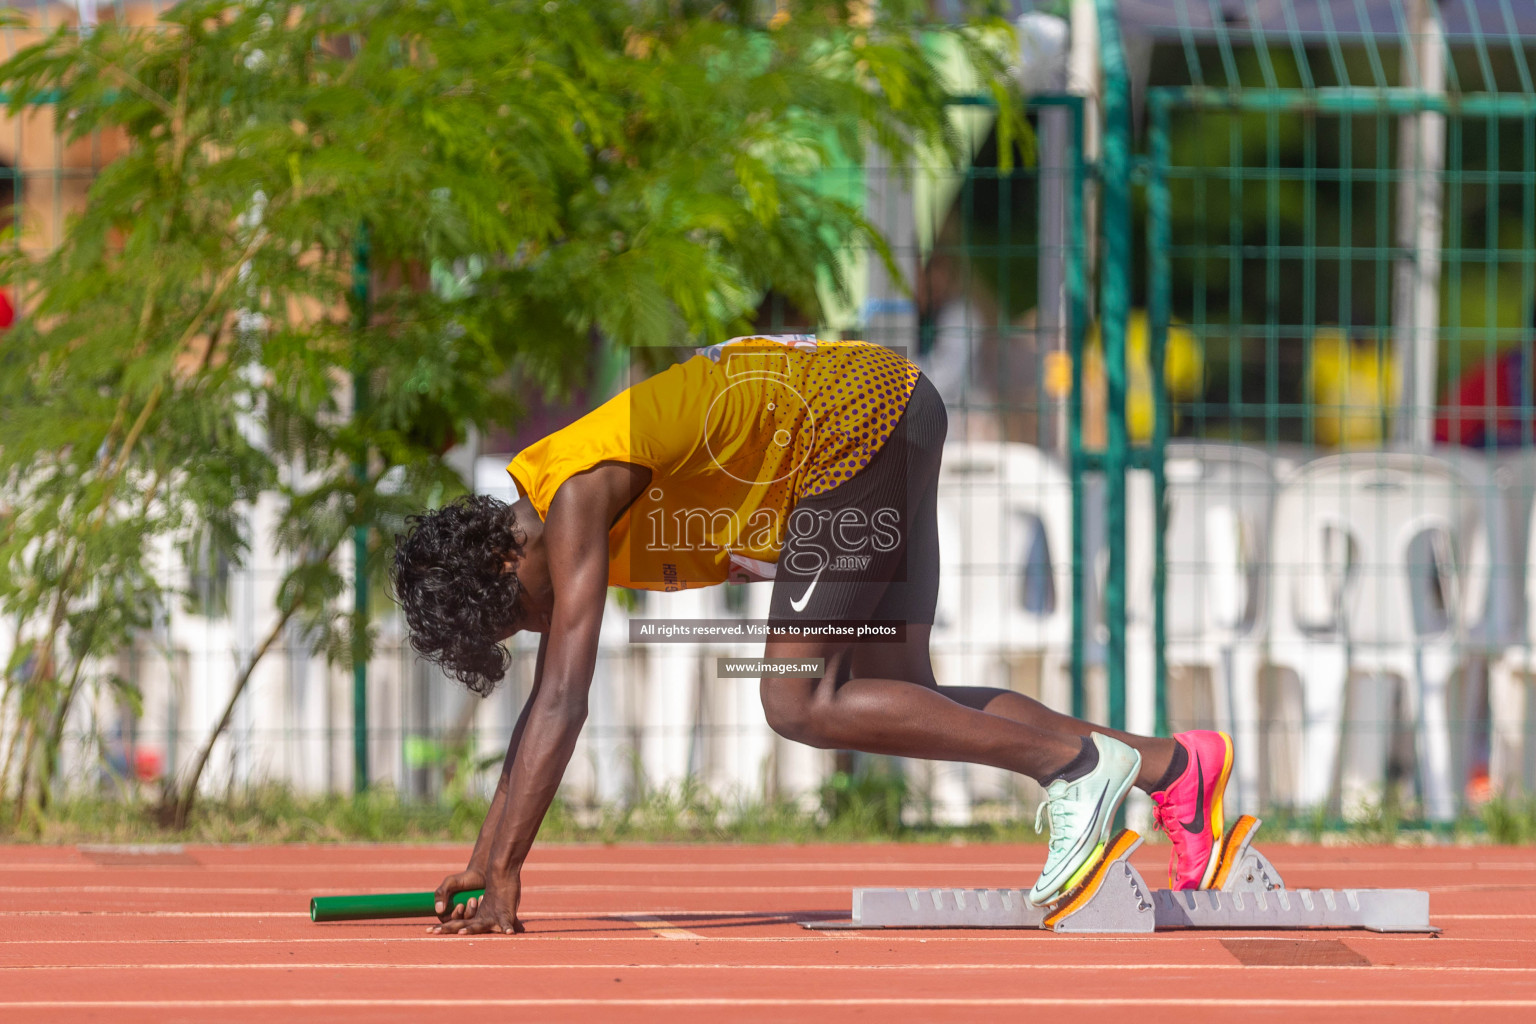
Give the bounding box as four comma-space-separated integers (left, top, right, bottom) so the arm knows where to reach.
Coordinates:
507, 337, 920, 591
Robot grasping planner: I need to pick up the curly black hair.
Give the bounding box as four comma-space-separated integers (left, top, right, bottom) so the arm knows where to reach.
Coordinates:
390, 494, 526, 695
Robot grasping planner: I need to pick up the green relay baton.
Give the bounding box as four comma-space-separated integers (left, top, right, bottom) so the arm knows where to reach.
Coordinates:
310, 889, 485, 922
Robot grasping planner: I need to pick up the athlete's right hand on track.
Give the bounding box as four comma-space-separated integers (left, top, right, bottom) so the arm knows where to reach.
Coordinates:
430, 867, 486, 929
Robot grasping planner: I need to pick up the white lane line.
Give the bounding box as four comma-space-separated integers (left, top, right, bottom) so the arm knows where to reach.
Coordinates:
1431, 914, 1536, 920
7, 860, 1534, 874
0, 887, 299, 895
4, 914, 1512, 926
0, 884, 847, 895
0, 935, 1516, 947
1, 909, 1526, 923
0, 911, 811, 924
0, 863, 1047, 874
609, 913, 707, 940
3, 963, 1536, 974
0, 914, 311, 921
4, 998, 1536, 1010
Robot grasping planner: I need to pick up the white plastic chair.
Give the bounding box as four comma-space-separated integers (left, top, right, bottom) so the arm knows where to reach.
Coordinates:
473, 456, 518, 504
933, 441, 1075, 679
1486, 451, 1536, 795
1265, 451, 1490, 821
1124, 444, 1290, 814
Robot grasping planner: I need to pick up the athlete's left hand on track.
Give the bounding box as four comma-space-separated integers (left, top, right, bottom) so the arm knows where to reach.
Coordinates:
429, 870, 524, 936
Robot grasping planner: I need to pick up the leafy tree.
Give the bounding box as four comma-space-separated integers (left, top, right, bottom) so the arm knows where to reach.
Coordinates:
0, 0, 1019, 826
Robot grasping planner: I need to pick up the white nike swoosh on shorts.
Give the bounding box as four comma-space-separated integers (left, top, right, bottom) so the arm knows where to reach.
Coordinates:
789, 565, 826, 612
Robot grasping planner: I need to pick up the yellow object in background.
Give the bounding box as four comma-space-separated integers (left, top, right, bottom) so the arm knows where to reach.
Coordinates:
1085, 311, 1204, 443
1307, 326, 1399, 447
1043, 350, 1074, 399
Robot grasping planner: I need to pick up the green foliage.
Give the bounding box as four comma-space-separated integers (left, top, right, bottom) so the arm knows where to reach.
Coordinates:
1477, 794, 1536, 845
1259, 796, 1536, 845
0, 0, 1017, 824
820, 762, 909, 836
0, 781, 1039, 846
13, 783, 1536, 846
1, 785, 493, 845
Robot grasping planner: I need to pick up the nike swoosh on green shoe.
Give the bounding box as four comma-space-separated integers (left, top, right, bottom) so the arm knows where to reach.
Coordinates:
1027, 733, 1142, 907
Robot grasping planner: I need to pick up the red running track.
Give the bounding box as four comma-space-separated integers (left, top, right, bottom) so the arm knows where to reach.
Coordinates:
1, 838, 1534, 1023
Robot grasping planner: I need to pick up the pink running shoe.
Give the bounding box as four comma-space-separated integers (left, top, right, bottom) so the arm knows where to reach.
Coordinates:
1150, 730, 1234, 890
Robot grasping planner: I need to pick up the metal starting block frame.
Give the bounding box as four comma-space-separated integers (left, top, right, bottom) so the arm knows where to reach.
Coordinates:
803, 816, 1436, 935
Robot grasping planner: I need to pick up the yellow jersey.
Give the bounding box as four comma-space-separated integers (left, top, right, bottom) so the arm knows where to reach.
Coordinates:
507, 336, 920, 590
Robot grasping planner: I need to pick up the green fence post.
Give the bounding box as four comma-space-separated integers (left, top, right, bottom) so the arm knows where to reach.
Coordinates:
351, 223, 371, 795
1147, 93, 1171, 739
1069, 321, 1088, 720
1095, 0, 1131, 733
1063, 95, 1089, 722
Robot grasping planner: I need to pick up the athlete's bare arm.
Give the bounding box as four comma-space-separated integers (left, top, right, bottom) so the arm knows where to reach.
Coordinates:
433, 461, 649, 936
430, 630, 547, 928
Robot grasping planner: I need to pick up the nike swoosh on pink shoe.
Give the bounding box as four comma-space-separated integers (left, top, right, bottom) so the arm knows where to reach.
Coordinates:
1178, 754, 1205, 834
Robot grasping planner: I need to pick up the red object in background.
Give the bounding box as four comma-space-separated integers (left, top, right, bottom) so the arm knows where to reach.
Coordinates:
1435, 349, 1534, 448
1465, 767, 1493, 807
133, 747, 163, 783
0, 288, 12, 329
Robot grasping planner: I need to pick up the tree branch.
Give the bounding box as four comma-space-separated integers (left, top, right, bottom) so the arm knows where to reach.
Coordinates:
74, 48, 177, 120
164, 547, 329, 832
166, 598, 295, 829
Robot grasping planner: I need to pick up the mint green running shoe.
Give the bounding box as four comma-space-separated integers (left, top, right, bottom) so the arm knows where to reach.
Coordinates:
1027, 733, 1142, 907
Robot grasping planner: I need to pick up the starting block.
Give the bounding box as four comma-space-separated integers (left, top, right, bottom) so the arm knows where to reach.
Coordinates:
803, 816, 1436, 935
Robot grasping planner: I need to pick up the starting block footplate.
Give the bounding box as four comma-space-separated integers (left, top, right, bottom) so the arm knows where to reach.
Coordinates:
801, 817, 1436, 934
807, 884, 1433, 933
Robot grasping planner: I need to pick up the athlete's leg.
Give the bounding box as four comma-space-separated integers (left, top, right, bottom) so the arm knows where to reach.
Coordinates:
862, 563, 1216, 882
847, 624, 1179, 792
763, 369, 1179, 790
758, 638, 1081, 781
839, 622, 1236, 894
761, 372, 1191, 902
760, 630, 1158, 906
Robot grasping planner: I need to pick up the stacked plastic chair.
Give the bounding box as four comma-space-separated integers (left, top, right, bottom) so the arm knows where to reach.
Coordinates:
1264, 451, 1491, 821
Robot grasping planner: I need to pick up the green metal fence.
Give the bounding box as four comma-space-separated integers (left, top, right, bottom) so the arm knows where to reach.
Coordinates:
1087, 0, 1536, 821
